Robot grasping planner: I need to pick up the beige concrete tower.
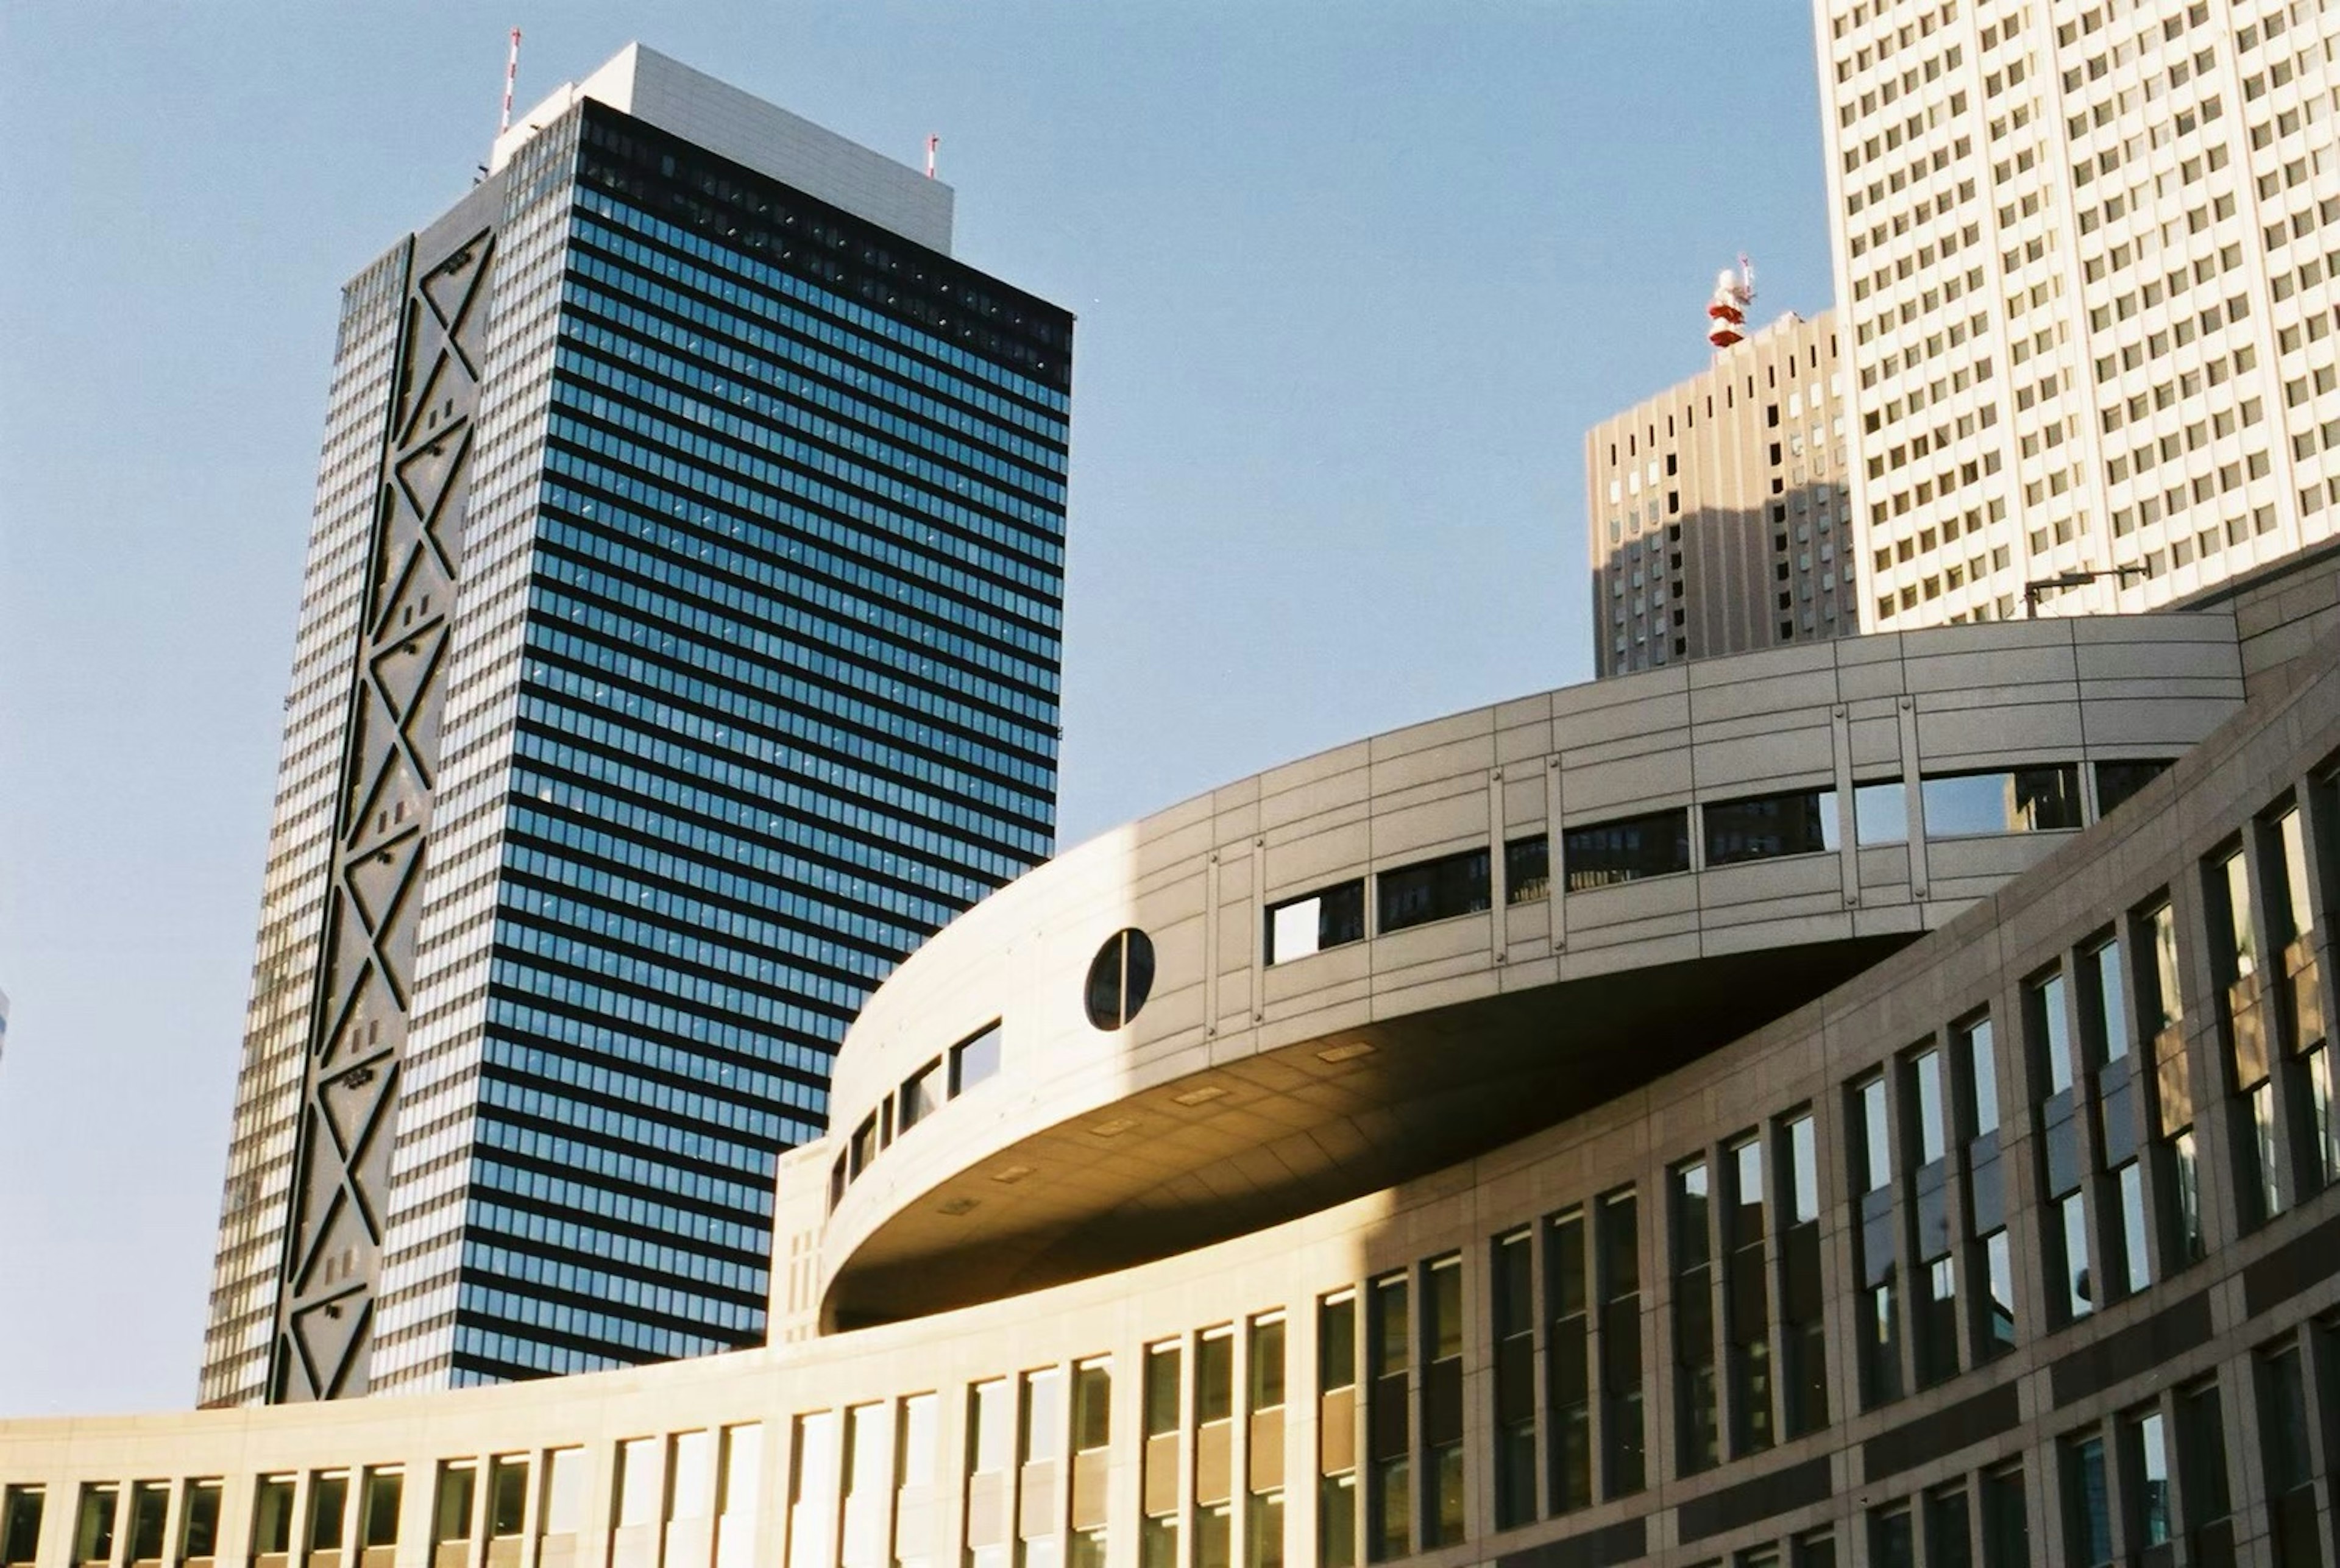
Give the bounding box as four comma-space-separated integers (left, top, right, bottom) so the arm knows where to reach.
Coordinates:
1586, 310, 1856, 676
1815, 0, 2340, 629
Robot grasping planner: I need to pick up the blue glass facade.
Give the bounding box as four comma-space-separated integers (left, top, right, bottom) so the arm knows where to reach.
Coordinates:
444, 104, 1071, 1382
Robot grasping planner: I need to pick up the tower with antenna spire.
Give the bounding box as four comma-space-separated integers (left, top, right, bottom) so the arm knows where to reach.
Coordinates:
1706, 254, 1755, 351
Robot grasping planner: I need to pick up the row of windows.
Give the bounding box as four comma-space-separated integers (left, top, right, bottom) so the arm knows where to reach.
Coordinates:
534, 421, 1062, 696
542, 401, 1060, 627
574, 121, 1069, 400
1257, 763, 2149, 965
508, 715, 1012, 918
564, 202, 1071, 471
551, 300, 1064, 556
830, 1023, 1002, 1208
35, 740, 2340, 1555
483, 1001, 826, 1129
539, 459, 1058, 656
561, 232, 1064, 508
502, 835, 917, 992
528, 565, 1057, 779
533, 527, 1060, 737
552, 275, 1063, 573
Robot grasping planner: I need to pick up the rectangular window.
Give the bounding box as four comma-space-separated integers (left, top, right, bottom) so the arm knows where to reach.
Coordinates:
488, 1456, 528, 1542
1144, 1343, 1182, 1568
950, 1023, 1003, 1096
899, 1059, 944, 1130
304, 1474, 347, 1564
842, 1410, 888, 1568
76, 1488, 118, 1568
1505, 835, 1550, 904
1922, 764, 2083, 834
789, 1413, 838, 1568
2214, 848, 2258, 981
2096, 758, 2172, 815
1246, 1314, 1285, 1568
612, 1441, 658, 1530
1266, 881, 1366, 964
1870, 1505, 1914, 1568
128, 1485, 168, 1567
718, 1428, 760, 1568
1673, 1157, 1719, 1475
1851, 1073, 1902, 1407
1365, 1275, 1410, 1563
1910, 1048, 1948, 1165
1703, 788, 1835, 865
1723, 1136, 1773, 1456
1961, 1016, 2010, 1357
1545, 1210, 1593, 1513
1, 1490, 43, 1568
2272, 806, 2314, 946
1069, 1361, 1110, 1568
1855, 779, 1909, 844
2259, 1341, 2314, 1509
2084, 937, 2132, 1063
351, 1472, 397, 1560
891, 1399, 933, 1568
1924, 1487, 1970, 1568
1598, 1190, 1645, 1497
1778, 1112, 1828, 1436
2122, 1407, 2171, 1548
1419, 1258, 1464, 1547
2144, 901, 2183, 1035
539, 1454, 582, 1538
1562, 809, 1690, 891
970, 1381, 1013, 1476
2176, 1380, 2231, 1545
1377, 849, 1489, 934
1962, 1015, 2002, 1137
2062, 1433, 2112, 1568
1491, 1230, 1536, 1530
1316, 1293, 1355, 1568
1979, 1466, 2029, 1568
182, 1483, 222, 1567
253, 1479, 295, 1563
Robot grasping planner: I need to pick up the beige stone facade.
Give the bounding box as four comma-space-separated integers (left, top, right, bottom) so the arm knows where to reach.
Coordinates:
1586, 313, 1856, 678
18, 550, 2340, 1567
1816, 0, 2340, 631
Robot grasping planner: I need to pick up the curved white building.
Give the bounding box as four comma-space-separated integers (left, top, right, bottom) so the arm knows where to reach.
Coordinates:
10, 552, 2340, 1568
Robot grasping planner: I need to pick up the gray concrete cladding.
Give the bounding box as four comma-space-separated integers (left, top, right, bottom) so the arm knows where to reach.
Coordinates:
18, 581, 2340, 1567
819, 610, 2245, 1324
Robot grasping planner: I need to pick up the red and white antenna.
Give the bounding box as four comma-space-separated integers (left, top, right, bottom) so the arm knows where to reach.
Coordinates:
1706, 252, 1756, 352
924, 134, 940, 179
498, 27, 523, 137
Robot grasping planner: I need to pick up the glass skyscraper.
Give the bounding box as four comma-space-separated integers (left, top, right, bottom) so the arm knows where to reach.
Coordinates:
200, 44, 1072, 1403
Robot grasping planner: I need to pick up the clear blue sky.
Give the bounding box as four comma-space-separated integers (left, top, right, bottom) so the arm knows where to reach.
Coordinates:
0, 3, 1829, 1414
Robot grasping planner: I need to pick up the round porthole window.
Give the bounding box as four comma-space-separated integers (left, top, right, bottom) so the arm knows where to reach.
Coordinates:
1084, 928, 1156, 1031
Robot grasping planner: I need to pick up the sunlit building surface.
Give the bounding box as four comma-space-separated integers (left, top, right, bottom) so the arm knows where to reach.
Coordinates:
18, 537, 2340, 1566
1587, 311, 1857, 675
197, 44, 1072, 1404
1818, 0, 2340, 629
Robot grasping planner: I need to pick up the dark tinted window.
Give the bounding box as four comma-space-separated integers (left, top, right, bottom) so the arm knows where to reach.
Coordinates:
2096, 759, 2172, 816
1562, 809, 1691, 890
1377, 849, 1489, 934
1505, 835, 1550, 903
1705, 788, 1835, 865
